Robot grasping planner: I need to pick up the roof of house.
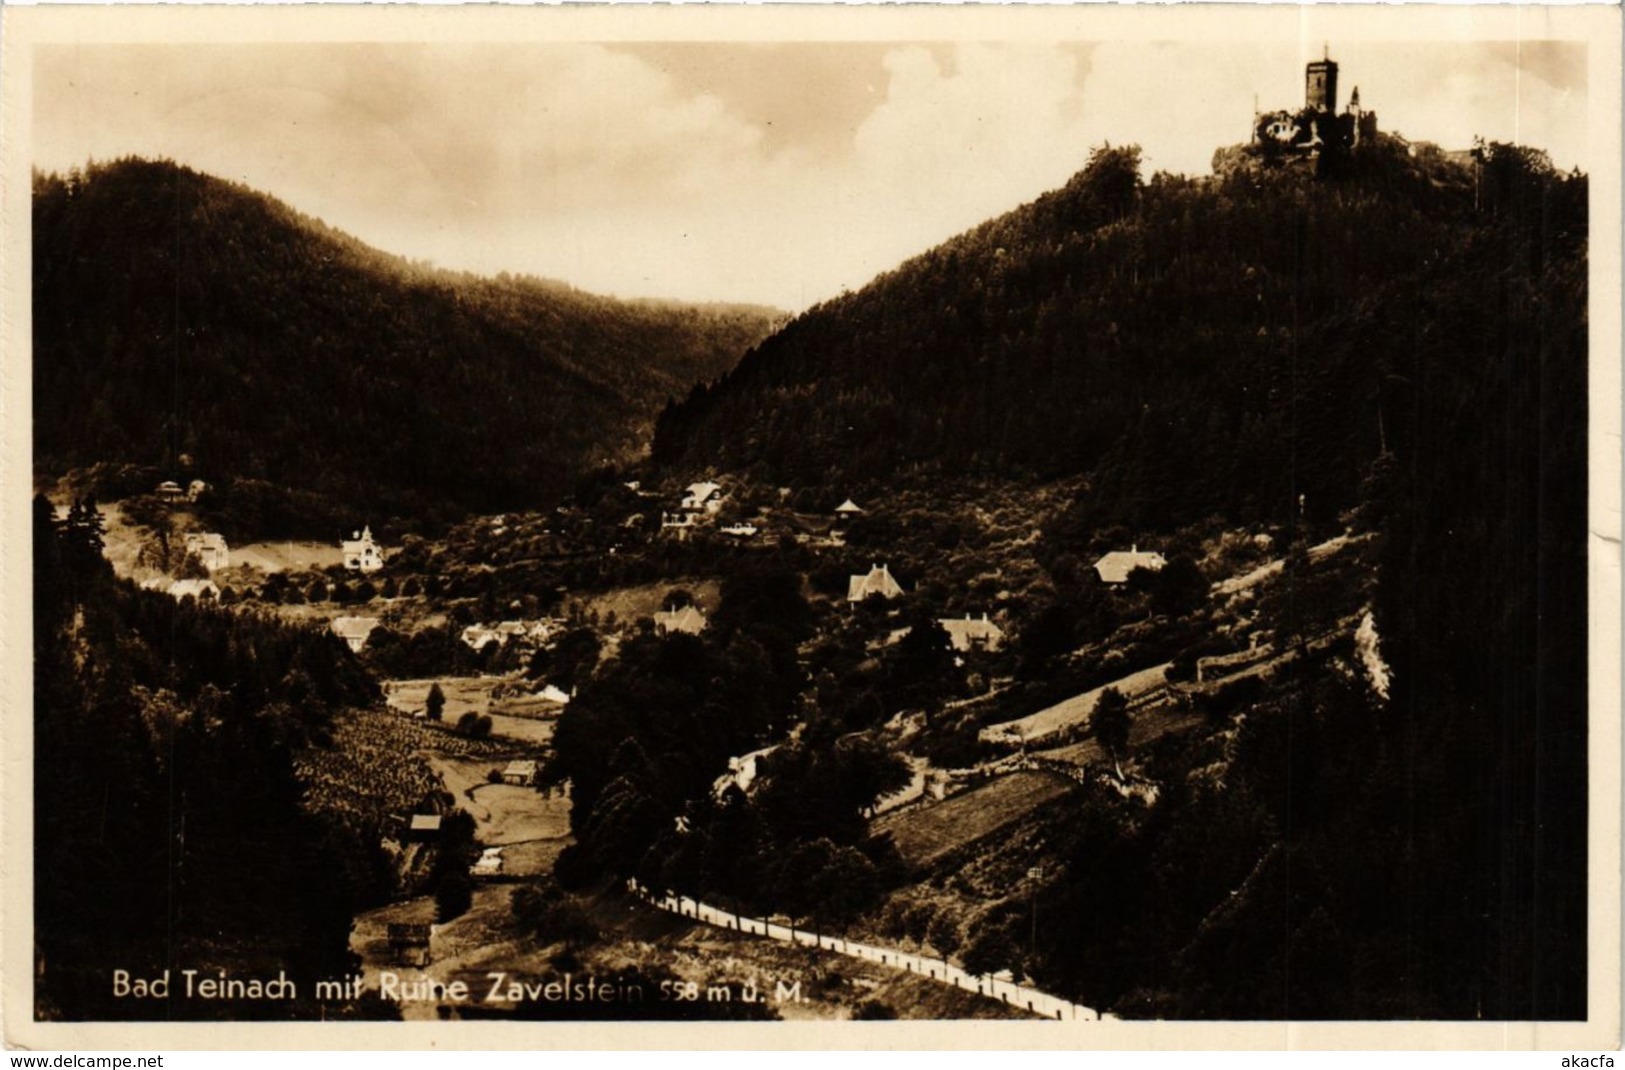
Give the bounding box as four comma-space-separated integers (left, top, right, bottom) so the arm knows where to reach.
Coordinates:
185, 532, 228, 552
331, 615, 380, 642
409, 814, 442, 832
847, 563, 904, 602
1092, 548, 1168, 584
504, 760, 538, 778
342, 526, 378, 548
835, 499, 864, 514
682, 481, 722, 506
156, 481, 183, 493
939, 613, 1006, 650
653, 605, 708, 635
537, 683, 572, 705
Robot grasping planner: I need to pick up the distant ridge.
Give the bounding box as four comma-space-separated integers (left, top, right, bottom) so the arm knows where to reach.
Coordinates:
654, 137, 1584, 535
33, 157, 780, 526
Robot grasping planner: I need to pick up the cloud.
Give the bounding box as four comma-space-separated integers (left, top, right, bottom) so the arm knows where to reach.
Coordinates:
31, 39, 1591, 311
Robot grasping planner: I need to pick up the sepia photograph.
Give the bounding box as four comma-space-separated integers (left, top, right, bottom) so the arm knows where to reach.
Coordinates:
3, 3, 1619, 1050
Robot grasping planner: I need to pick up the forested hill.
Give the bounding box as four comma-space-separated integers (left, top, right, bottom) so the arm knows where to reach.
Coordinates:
653, 138, 1587, 535
34, 158, 780, 524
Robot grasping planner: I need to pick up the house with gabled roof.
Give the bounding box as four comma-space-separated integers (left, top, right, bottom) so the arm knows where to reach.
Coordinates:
653, 605, 709, 637
847, 563, 904, 603
1093, 546, 1167, 585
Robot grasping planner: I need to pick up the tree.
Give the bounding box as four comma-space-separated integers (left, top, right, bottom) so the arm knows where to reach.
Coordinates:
1019, 602, 1078, 679
435, 873, 473, 922
425, 682, 446, 722
1092, 687, 1131, 780
532, 628, 601, 691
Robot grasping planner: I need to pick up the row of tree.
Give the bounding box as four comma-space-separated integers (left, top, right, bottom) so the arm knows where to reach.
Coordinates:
33, 495, 389, 1020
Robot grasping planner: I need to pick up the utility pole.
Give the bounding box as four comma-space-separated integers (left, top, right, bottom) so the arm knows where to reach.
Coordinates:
1027, 866, 1043, 965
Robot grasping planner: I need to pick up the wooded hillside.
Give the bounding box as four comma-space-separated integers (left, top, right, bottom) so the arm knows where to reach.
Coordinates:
34, 158, 778, 527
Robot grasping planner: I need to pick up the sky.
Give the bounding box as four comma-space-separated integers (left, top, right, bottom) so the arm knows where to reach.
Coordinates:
33, 37, 1589, 312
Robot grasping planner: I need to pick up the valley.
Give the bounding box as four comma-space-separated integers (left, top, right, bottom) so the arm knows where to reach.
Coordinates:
30, 97, 1589, 1024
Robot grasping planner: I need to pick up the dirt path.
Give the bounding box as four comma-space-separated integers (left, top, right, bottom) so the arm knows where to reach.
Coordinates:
1211, 532, 1364, 596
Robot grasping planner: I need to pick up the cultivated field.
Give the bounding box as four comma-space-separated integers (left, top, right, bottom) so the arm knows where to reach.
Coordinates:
873, 771, 1075, 868
296, 707, 446, 823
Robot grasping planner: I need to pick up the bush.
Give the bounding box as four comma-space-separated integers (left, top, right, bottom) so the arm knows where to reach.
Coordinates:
435, 873, 473, 922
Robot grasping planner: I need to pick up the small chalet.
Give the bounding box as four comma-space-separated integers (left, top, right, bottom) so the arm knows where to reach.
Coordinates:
470, 847, 504, 877
653, 605, 709, 637
341, 526, 384, 572
939, 613, 1006, 653
502, 760, 539, 786
386, 922, 432, 966
407, 814, 442, 842
155, 480, 186, 500
661, 511, 697, 539
847, 563, 904, 603
183, 532, 229, 571
168, 578, 220, 602
681, 481, 724, 513
720, 523, 759, 538
1093, 546, 1168, 585
331, 615, 379, 653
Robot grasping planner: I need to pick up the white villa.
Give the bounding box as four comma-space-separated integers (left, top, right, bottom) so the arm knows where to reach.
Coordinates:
1092, 546, 1167, 585
341, 526, 384, 572
183, 532, 229, 572
847, 563, 904, 603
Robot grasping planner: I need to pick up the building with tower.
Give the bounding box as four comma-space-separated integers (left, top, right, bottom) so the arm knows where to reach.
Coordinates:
1250, 48, 1378, 162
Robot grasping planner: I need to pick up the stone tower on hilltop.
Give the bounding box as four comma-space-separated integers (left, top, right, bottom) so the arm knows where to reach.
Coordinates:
1245, 48, 1378, 163
1305, 48, 1339, 112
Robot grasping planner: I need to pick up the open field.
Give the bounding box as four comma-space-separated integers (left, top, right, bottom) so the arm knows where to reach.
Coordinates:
232, 540, 345, 573
579, 577, 722, 625
384, 677, 563, 746
428, 755, 571, 864
981, 662, 1170, 745
873, 771, 1074, 868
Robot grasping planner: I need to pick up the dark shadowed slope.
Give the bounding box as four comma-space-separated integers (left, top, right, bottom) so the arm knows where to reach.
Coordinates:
34, 158, 779, 523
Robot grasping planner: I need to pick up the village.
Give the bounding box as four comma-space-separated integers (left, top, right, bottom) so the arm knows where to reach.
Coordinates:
48, 454, 1386, 1021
